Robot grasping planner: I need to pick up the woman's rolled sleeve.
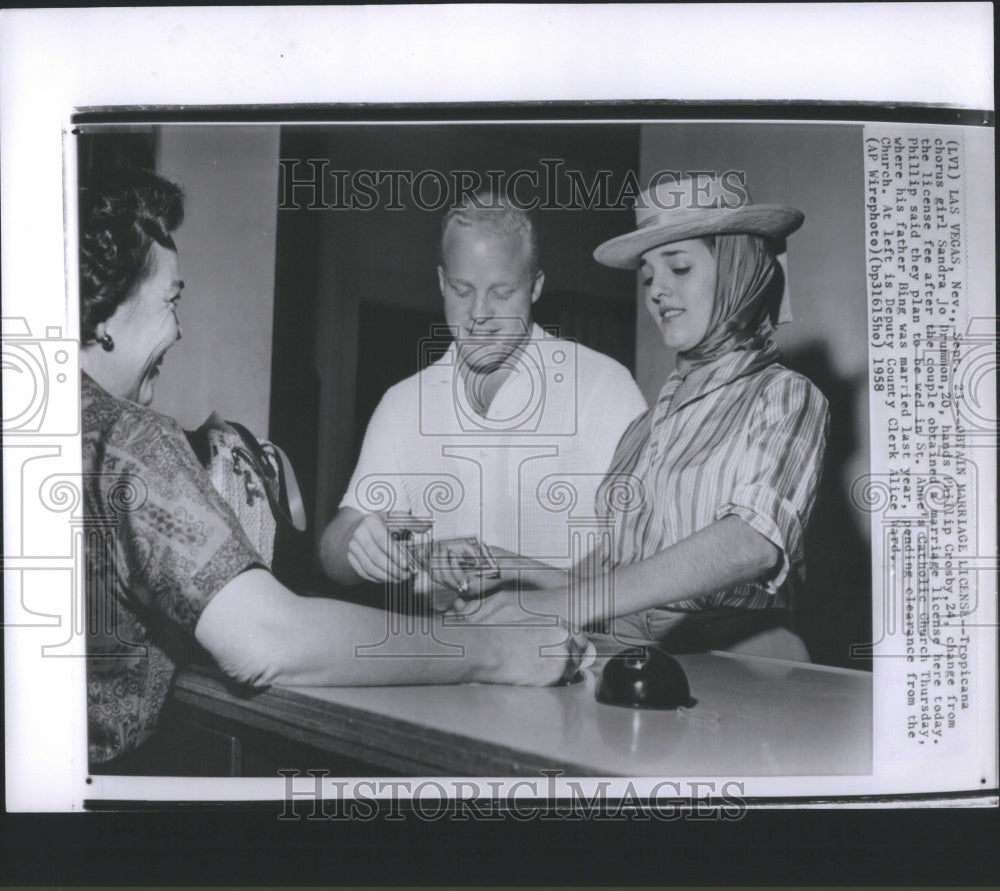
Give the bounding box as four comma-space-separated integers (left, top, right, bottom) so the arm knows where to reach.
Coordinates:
716, 374, 829, 593
718, 486, 803, 593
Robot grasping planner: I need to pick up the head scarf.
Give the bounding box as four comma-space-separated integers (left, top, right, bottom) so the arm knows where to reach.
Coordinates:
675, 234, 784, 375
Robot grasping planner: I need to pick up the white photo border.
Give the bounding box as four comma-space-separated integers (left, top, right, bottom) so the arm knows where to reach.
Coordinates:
2, 4, 995, 813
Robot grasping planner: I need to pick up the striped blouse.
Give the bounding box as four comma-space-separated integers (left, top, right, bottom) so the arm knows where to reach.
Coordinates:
601, 345, 829, 612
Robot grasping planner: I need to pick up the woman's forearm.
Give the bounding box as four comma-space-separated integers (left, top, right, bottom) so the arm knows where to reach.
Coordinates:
196, 569, 574, 688
489, 549, 566, 589
608, 515, 779, 617
521, 516, 780, 628
196, 570, 471, 686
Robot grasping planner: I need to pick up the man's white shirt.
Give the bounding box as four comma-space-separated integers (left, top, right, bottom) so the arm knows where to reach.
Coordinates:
340, 324, 647, 569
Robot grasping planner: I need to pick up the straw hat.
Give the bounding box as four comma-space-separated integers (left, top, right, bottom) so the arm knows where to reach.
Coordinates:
594, 175, 804, 269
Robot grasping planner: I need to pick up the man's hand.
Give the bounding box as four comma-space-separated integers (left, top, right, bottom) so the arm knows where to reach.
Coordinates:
345, 511, 429, 584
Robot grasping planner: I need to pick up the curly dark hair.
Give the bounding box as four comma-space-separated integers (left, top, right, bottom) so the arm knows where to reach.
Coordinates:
79, 166, 185, 344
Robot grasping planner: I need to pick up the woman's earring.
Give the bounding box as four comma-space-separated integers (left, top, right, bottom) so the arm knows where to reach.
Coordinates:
97, 334, 115, 352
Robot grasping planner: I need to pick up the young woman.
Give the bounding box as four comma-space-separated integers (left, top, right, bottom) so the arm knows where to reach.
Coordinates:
458, 175, 828, 662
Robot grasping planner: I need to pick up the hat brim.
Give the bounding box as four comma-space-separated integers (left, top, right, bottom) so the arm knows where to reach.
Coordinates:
593, 205, 804, 269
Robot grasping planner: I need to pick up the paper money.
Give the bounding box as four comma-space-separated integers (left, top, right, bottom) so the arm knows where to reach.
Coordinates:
405, 535, 501, 578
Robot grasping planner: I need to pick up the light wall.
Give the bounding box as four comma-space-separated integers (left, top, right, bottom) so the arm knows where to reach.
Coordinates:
153, 126, 280, 436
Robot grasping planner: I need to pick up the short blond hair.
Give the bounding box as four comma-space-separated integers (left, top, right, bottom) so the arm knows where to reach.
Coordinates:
439, 190, 539, 276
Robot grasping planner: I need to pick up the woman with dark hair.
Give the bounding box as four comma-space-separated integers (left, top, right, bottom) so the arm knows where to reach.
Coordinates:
457, 176, 829, 661
80, 167, 187, 405
79, 167, 583, 770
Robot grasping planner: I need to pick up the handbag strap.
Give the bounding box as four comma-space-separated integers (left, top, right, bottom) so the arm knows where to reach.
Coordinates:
227, 421, 308, 532
265, 440, 308, 532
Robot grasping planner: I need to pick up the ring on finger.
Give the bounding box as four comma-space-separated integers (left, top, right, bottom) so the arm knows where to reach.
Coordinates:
457, 580, 470, 594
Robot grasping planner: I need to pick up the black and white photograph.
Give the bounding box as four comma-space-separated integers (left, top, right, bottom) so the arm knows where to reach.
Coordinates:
1, 7, 996, 886
69, 119, 879, 783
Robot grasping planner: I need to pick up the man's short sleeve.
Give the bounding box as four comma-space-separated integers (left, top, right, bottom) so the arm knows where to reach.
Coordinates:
338, 389, 407, 514
578, 357, 647, 508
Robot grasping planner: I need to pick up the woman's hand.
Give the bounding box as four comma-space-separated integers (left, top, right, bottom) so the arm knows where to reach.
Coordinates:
449, 589, 595, 683
450, 590, 591, 686
464, 617, 589, 686
412, 537, 506, 612
412, 570, 466, 614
